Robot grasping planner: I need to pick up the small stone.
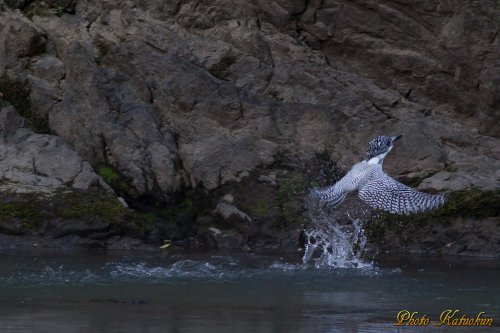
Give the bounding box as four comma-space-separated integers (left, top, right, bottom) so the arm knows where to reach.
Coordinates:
214, 201, 252, 222
222, 193, 234, 203
117, 197, 128, 208
208, 227, 222, 236
258, 175, 270, 182
258, 173, 277, 186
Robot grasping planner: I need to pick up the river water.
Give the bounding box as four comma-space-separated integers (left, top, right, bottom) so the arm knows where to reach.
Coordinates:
0, 250, 498, 332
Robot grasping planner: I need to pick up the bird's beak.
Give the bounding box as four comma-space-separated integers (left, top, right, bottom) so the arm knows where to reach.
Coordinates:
392, 134, 403, 142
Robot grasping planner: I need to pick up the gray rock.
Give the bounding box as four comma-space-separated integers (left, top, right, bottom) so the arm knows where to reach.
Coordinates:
211, 229, 245, 249
0, 1, 498, 200
28, 76, 59, 118
215, 201, 252, 223
51, 219, 110, 239
258, 173, 277, 186
72, 161, 100, 190
222, 194, 234, 204
22, 0, 496, 199
0, 105, 26, 139
0, 10, 46, 75
296, 0, 500, 138
31, 55, 66, 83
0, 106, 108, 193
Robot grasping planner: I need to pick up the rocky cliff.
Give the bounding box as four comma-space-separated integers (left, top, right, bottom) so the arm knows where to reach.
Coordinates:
0, 0, 498, 255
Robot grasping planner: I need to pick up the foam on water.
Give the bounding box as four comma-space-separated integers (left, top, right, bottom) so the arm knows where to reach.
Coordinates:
302, 193, 373, 269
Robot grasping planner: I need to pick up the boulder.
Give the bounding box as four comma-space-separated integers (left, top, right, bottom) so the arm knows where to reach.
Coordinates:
0, 105, 107, 193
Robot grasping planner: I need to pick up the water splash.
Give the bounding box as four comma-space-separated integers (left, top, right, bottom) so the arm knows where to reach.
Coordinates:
302, 194, 372, 269
0, 256, 307, 287
107, 260, 224, 281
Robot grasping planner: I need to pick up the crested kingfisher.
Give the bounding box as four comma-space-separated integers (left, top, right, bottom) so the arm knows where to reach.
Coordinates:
314, 135, 446, 215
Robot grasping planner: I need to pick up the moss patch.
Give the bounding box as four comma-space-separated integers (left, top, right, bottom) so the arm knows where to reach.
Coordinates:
276, 170, 307, 227
0, 190, 143, 234
98, 166, 120, 184
97, 164, 134, 198
248, 200, 271, 219
54, 191, 130, 223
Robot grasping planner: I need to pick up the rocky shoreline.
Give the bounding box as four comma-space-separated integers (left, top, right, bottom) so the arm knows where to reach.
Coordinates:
0, 0, 499, 256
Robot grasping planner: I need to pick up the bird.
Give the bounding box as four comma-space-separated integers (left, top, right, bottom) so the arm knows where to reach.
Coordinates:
313, 135, 446, 215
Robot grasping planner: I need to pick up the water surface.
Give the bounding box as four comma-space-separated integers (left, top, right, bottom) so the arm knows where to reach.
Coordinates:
0, 250, 498, 332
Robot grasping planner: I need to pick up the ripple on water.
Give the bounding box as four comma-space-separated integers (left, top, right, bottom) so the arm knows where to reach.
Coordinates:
106, 260, 224, 281
0, 252, 403, 289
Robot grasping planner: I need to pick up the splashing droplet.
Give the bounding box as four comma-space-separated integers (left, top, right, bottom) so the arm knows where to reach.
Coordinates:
302, 194, 372, 269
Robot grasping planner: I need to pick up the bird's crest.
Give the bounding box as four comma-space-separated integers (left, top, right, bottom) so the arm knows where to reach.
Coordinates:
365, 135, 401, 160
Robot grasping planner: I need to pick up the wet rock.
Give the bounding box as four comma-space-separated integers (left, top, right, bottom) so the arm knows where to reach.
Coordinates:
214, 201, 252, 223
371, 216, 500, 257
211, 229, 245, 249
50, 219, 110, 239
106, 236, 152, 250
201, 227, 245, 250
58, 235, 106, 249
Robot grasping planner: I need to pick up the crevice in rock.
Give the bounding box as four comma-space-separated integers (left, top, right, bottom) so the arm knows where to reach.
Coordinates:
255, 13, 261, 31
371, 102, 393, 120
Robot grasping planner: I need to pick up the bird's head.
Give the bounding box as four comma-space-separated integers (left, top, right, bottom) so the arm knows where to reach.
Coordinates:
365, 135, 402, 163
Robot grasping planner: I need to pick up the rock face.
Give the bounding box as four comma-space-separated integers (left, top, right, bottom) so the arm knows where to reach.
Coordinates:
0, 105, 107, 193
0, 0, 498, 253
297, 0, 500, 138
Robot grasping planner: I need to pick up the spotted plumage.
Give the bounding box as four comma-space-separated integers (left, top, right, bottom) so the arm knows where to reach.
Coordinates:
313, 135, 446, 215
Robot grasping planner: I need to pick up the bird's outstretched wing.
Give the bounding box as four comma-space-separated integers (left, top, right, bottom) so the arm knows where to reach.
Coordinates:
311, 177, 350, 209
358, 169, 446, 215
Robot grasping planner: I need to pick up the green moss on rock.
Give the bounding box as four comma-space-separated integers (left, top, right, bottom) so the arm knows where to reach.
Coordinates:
98, 166, 120, 184
97, 164, 135, 198
0, 190, 138, 234
248, 200, 271, 219
0, 198, 42, 231
276, 170, 307, 227
54, 191, 130, 223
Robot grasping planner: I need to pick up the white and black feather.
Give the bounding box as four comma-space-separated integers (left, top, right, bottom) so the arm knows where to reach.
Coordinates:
357, 166, 446, 214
